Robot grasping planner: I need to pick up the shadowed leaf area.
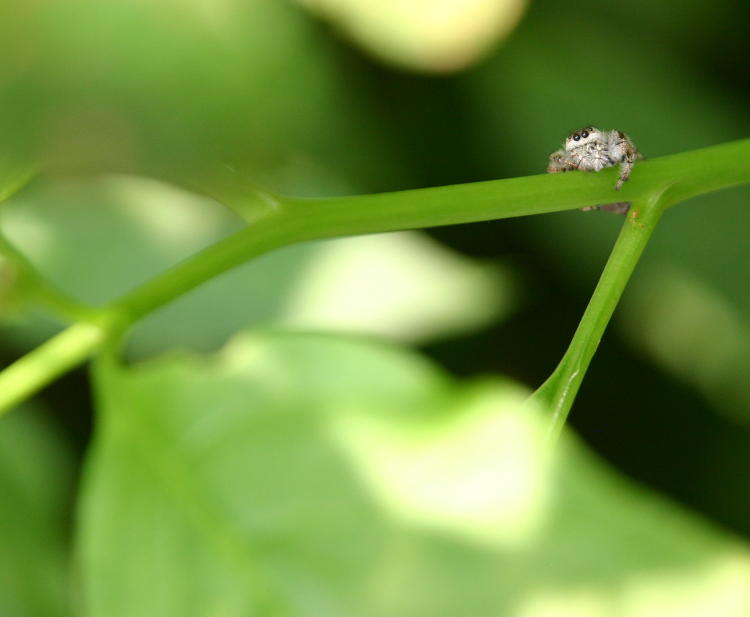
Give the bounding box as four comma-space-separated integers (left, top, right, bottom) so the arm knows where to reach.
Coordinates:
0, 406, 72, 617
79, 332, 750, 617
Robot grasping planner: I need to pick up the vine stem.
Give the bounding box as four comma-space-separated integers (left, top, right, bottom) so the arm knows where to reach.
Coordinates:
528, 194, 667, 443
0, 321, 108, 414
0, 138, 749, 417
0, 215, 293, 415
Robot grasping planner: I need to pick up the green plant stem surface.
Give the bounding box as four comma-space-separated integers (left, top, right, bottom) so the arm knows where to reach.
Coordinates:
528, 195, 665, 443
0, 138, 749, 422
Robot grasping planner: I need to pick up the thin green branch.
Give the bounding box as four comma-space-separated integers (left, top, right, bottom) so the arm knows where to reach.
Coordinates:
0, 138, 749, 417
0, 320, 108, 413
526, 194, 667, 443
230, 139, 750, 234
110, 215, 292, 323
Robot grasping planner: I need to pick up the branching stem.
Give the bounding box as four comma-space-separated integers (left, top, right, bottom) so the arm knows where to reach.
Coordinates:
528, 194, 666, 444
0, 138, 749, 418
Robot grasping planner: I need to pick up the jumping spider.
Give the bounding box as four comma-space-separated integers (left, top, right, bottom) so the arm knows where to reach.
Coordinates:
547, 127, 642, 213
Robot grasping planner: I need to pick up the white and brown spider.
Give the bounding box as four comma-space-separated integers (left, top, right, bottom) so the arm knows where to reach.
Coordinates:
547, 126, 642, 213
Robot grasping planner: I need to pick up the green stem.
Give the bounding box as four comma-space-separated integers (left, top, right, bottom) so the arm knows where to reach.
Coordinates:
0, 138, 749, 417
194, 139, 750, 231
0, 321, 108, 413
110, 215, 292, 323
0, 216, 295, 416
528, 194, 666, 443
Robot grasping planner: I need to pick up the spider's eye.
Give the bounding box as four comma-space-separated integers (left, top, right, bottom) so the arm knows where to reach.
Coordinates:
581, 130, 589, 138
573, 133, 580, 141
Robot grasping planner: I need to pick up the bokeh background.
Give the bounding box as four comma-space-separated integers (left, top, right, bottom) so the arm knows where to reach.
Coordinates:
0, 0, 749, 614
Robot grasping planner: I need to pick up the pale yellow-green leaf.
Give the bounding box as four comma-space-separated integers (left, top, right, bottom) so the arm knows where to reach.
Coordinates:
297, 0, 528, 72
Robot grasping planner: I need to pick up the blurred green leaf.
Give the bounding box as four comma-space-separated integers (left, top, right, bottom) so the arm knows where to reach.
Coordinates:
273, 231, 515, 344
621, 264, 750, 422
0, 0, 407, 191
297, 0, 528, 72
0, 155, 36, 206
131, 229, 514, 355
0, 405, 72, 617
78, 331, 750, 617
0, 176, 242, 307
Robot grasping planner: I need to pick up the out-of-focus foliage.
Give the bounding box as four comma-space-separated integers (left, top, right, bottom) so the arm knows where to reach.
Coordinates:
274, 231, 514, 343
622, 265, 750, 422
0, 0, 749, 615
0, 0, 404, 191
0, 405, 72, 617
80, 332, 750, 617
296, 0, 527, 72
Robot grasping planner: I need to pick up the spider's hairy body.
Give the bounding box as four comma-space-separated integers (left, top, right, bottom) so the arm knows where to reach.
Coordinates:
547, 127, 642, 213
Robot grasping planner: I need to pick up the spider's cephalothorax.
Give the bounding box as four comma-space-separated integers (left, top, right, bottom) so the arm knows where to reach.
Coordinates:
547, 127, 642, 213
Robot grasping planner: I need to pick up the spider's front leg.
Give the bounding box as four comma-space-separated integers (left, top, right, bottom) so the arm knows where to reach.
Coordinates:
609, 131, 641, 190
547, 150, 606, 212
547, 150, 577, 174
